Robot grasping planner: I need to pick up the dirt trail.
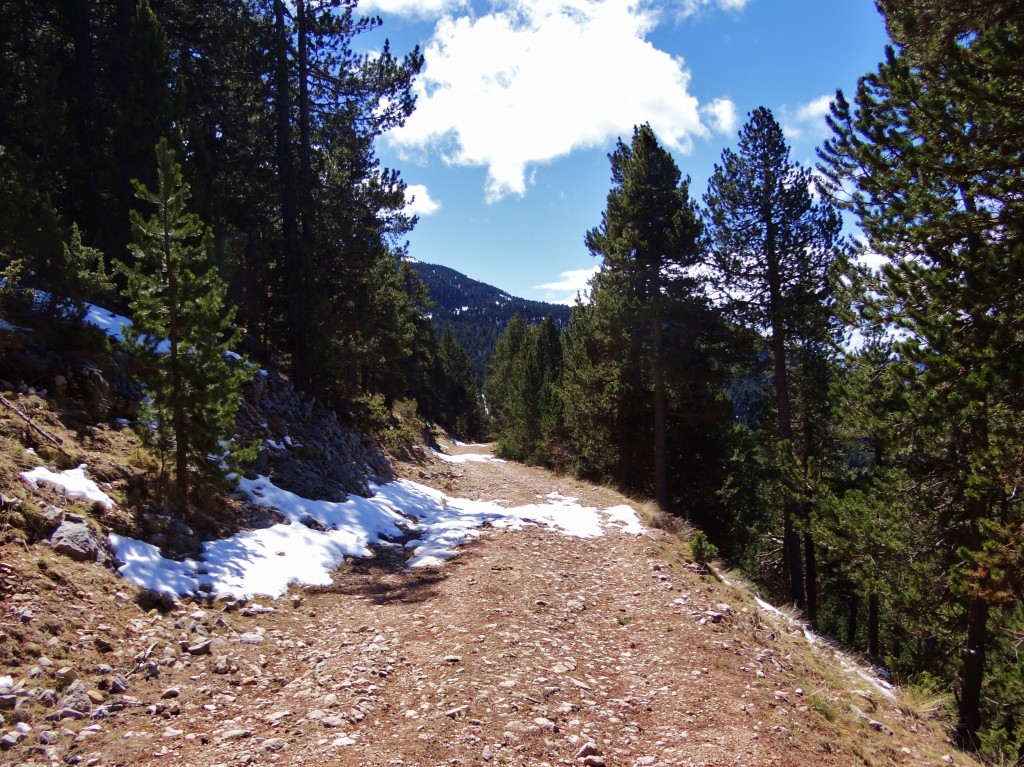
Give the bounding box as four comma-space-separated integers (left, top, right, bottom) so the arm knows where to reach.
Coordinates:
1, 445, 965, 767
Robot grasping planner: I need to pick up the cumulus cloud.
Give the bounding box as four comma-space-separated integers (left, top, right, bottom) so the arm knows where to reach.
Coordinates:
386, 0, 729, 202
404, 184, 441, 215
701, 97, 738, 135
781, 94, 834, 140
358, 0, 468, 19
533, 266, 599, 304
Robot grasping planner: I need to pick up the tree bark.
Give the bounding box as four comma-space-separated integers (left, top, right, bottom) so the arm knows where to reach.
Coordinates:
846, 592, 859, 646
273, 0, 309, 390
804, 531, 817, 626
652, 309, 668, 510
868, 591, 880, 658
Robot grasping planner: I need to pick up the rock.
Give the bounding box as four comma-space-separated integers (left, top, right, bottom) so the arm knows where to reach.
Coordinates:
443, 655, 462, 664
582, 757, 606, 767
94, 636, 114, 653
0, 730, 21, 749
239, 633, 264, 644
0, 696, 15, 711
108, 674, 128, 694
444, 705, 469, 718
263, 738, 286, 752
58, 682, 92, 714
160, 688, 180, 699
86, 689, 105, 705
332, 736, 356, 747
49, 521, 113, 565
183, 638, 212, 655
576, 742, 601, 758
39, 730, 58, 745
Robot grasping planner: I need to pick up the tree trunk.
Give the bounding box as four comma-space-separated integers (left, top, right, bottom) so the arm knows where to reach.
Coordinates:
804, 531, 817, 626
652, 310, 668, 510
956, 597, 989, 750
162, 199, 188, 509
273, 0, 309, 390
766, 243, 805, 611
868, 591, 880, 658
846, 592, 859, 646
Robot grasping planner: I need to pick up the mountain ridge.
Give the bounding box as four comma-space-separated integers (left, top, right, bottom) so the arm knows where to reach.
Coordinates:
409, 260, 574, 384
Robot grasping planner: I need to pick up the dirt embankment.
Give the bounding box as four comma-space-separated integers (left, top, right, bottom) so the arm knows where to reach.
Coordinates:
1, 442, 975, 767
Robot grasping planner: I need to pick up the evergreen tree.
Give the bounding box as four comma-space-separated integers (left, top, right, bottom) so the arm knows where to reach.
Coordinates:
119, 138, 252, 511
436, 328, 483, 440
819, 6, 1024, 750
582, 124, 705, 507
704, 107, 843, 616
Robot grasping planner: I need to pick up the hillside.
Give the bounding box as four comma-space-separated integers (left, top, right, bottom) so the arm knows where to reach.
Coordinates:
409, 261, 574, 384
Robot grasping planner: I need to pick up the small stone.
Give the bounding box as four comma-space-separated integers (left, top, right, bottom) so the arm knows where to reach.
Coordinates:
239, 633, 263, 644
1, 731, 22, 748
161, 688, 180, 699
185, 639, 213, 655
108, 674, 128, 694
220, 728, 251, 740
576, 742, 601, 758
321, 715, 347, 728
86, 689, 105, 705
39, 730, 59, 745
582, 757, 606, 767
96, 664, 112, 675
444, 705, 469, 718
263, 737, 287, 751
443, 655, 462, 664
332, 736, 356, 747
94, 636, 114, 653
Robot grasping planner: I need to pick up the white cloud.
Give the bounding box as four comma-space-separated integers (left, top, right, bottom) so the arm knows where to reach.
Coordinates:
533, 265, 599, 304
678, 0, 750, 17
782, 94, 833, 140
701, 97, 738, 135
358, 0, 468, 19
404, 183, 441, 215
386, 0, 722, 202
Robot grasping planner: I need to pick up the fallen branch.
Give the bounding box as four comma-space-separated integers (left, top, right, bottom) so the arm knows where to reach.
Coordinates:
0, 395, 63, 447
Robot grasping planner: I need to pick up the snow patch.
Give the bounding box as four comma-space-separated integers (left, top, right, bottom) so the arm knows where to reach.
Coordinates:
20, 464, 115, 509
107, 475, 645, 599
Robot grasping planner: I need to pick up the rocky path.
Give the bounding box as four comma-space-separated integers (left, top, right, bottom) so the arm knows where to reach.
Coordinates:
1, 445, 969, 767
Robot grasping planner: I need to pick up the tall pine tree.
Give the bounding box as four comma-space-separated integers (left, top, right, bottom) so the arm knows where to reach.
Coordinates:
819, 4, 1024, 750
704, 107, 843, 618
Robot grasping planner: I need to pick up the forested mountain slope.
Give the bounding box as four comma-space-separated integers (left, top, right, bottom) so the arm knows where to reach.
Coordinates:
409, 261, 572, 384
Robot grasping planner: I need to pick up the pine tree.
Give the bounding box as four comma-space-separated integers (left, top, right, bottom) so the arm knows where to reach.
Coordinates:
704, 107, 843, 616
818, 7, 1024, 748
583, 124, 705, 507
119, 138, 252, 512
436, 328, 483, 440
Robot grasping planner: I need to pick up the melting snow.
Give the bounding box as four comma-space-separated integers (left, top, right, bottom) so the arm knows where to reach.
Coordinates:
102, 474, 644, 600
20, 464, 115, 509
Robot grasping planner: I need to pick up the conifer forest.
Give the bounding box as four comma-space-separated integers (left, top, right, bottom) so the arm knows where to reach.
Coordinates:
1, 1, 1022, 762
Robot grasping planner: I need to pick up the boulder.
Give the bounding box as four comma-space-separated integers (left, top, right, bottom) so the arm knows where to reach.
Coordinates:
49, 521, 112, 565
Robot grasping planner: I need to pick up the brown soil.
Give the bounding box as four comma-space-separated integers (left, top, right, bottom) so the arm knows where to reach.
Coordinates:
0, 440, 978, 767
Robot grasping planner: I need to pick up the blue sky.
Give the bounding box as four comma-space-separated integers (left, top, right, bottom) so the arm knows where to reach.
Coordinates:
357, 0, 890, 304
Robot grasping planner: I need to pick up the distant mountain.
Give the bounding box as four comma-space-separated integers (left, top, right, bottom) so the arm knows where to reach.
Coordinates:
409, 260, 574, 386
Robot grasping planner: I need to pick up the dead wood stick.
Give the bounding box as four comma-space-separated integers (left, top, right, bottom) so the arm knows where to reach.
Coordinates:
0, 395, 63, 447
